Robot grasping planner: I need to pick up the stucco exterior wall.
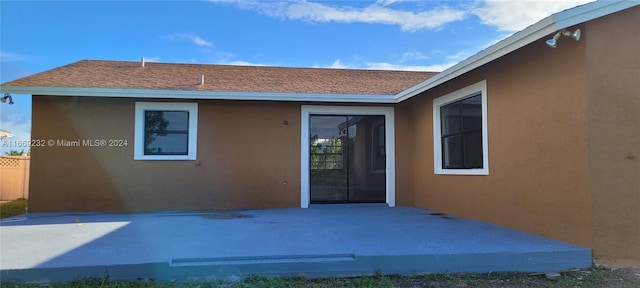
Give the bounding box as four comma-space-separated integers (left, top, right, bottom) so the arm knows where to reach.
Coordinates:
585, 6, 640, 262
29, 97, 302, 212
410, 28, 594, 248
394, 102, 415, 206
29, 98, 410, 212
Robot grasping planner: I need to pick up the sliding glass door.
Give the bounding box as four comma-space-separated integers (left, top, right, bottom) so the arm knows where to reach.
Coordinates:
309, 115, 386, 203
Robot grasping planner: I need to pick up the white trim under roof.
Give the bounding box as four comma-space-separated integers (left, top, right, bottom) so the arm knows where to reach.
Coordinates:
0, 86, 398, 103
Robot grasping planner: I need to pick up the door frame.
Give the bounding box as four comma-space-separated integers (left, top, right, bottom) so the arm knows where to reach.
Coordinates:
301, 105, 395, 208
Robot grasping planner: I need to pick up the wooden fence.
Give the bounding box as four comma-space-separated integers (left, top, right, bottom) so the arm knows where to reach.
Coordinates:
0, 155, 30, 200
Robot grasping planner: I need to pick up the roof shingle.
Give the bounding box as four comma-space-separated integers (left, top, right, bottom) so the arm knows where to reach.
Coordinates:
2, 60, 436, 95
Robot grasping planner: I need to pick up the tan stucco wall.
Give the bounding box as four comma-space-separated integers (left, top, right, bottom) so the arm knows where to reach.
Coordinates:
29, 98, 411, 212
585, 6, 640, 262
394, 102, 415, 206
30, 97, 303, 212
410, 27, 594, 248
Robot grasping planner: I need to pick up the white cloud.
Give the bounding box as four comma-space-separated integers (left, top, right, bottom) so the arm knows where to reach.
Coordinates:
375, 0, 401, 7
318, 37, 514, 72
434, 34, 509, 66
210, 0, 467, 31
473, 0, 595, 31
317, 58, 454, 72
210, 0, 596, 33
142, 57, 160, 62
446, 51, 474, 62
220, 60, 268, 66
399, 52, 430, 63
0, 52, 29, 62
174, 34, 214, 48
328, 59, 349, 69
365, 61, 456, 72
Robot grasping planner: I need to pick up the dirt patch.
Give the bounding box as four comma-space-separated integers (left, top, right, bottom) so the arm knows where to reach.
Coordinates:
4, 267, 640, 287
596, 256, 640, 269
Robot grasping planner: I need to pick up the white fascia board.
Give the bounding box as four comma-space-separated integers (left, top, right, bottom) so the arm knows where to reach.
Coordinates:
395, 0, 639, 102
0, 86, 398, 103
553, 0, 640, 29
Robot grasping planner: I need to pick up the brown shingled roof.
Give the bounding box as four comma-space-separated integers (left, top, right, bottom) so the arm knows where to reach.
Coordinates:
2, 60, 436, 95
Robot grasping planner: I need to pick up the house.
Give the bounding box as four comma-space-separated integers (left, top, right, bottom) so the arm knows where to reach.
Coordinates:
1, 1, 638, 265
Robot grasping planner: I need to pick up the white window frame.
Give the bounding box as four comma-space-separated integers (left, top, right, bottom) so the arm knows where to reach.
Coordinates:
134, 102, 198, 160
301, 105, 395, 208
433, 80, 489, 175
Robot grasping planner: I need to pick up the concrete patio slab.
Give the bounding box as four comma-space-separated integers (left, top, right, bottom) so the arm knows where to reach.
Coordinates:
0, 205, 591, 283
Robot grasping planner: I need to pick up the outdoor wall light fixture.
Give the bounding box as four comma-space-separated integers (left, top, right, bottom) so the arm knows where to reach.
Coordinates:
1, 93, 14, 105
546, 29, 581, 48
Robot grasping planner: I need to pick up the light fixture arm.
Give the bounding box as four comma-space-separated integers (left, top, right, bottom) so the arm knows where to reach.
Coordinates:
546, 28, 581, 48
1, 93, 14, 105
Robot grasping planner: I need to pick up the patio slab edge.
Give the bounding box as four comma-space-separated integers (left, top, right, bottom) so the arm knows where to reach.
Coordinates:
1, 250, 592, 284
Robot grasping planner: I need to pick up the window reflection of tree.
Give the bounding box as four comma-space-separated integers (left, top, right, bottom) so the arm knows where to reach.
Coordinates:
144, 111, 169, 154
310, 134, 348, 170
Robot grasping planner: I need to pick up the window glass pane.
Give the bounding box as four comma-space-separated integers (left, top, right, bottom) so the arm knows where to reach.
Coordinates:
462, 95, 482, 132
310, 116, 346, 170
144, 132, 188, 155
310, 137, 343, 170
440, 102, 461, 135
463, 131, 483, 168
145, 111, 168, 132
442, 135, 463, 168
145, 111, 189, 131
434, 82, 486, 173
163, 111, 189, 130
372, 122, 385, 171
310, 116, 344, 140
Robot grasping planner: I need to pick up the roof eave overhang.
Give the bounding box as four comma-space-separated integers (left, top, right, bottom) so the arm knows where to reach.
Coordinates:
395, 0, 639, 102
0, 86, 399, 103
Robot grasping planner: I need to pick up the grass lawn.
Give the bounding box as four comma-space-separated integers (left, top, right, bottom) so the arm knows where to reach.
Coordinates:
0, 199, 27, 219
2, 268, 640, 288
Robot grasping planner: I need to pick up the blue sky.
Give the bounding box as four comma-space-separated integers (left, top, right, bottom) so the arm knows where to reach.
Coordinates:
0, 0, 593, 154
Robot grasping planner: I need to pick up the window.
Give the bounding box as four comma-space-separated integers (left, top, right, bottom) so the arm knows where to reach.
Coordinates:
433, 80, 488, 175
134, 102, 198, 160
